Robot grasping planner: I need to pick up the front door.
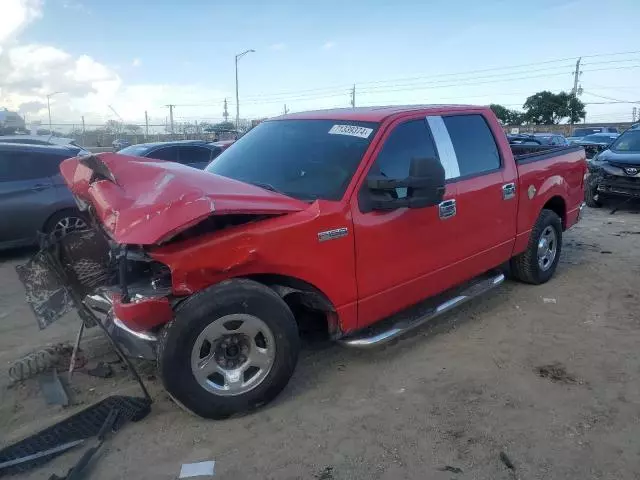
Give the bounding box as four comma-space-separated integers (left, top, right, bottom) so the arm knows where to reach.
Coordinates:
351, 117, 459, 328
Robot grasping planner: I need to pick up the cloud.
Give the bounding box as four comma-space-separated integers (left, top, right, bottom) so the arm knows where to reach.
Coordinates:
269, 43, 286, 51
0, 0, 230, 127
0, 0, 42, 45
322, 41, 336, 50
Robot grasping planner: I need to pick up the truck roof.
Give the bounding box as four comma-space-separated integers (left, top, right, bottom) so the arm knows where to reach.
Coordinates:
276, 105, 482, 123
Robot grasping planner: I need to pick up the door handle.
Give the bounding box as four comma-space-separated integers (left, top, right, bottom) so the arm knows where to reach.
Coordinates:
502, 183, 516, 200
439, 199, 456, 219
31, 184, 49, 192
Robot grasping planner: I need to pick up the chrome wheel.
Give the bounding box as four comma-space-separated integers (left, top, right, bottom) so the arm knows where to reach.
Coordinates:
52, 216, 88, 239
190, 314, 276, 397
537, 225, 557, 271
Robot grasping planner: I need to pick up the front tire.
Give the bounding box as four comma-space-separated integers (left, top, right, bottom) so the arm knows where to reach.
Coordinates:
158, 279, 299, 419
510, 209, 562, 285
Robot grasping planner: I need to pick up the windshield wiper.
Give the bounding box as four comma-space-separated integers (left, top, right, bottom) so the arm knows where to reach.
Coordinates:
249, 181, 286, 195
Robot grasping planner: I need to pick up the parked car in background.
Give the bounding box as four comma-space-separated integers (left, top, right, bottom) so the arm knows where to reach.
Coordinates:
36, 105, 586, 419
631, 123, 639, 130
0, 143, 88, 250
112, 138, 131, 151
0, 135, 89, 154
118, 140, 226, 169
568, 126, 618, 143
532, 133, 569, 146
507, 134, 541, 145
585, 128, 640, 207
574, 133, 620, 159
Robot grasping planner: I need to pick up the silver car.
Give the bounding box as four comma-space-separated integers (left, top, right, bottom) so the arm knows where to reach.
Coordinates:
0, 142, 88, 250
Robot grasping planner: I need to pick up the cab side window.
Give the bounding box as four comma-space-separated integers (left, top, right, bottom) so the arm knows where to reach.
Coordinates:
443, 114, 500, 177
370, 120, 439, 198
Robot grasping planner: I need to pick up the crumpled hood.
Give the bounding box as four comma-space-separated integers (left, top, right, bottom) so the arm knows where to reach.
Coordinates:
597, 149, 640, 165
60, 153, 307, 245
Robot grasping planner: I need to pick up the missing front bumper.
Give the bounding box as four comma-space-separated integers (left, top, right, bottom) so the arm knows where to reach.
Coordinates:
84, 293, 158, 360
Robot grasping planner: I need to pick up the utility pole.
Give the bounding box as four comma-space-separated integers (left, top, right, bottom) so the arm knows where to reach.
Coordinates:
223, 98, 229, 123
283, 104, 289, 115
144, 111, 149, 139
633, 107, 638, 123
571, 57, 582, 96
81, 116, 86, 147
570, 58, 582, 127
350, 84, 356, 108
235, 49, 255, 132
165, 104, 175, 135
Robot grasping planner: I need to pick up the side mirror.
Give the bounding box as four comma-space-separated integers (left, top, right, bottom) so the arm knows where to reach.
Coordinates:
361, 157, 445, 212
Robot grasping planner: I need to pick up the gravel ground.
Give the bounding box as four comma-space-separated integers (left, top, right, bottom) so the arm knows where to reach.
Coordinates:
1, 206, 639, 480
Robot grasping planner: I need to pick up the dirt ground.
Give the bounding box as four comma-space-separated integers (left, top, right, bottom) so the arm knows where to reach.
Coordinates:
1, 206, 640, 480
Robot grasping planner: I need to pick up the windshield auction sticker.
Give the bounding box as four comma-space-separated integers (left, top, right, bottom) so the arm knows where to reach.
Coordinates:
329, 124, 373, 139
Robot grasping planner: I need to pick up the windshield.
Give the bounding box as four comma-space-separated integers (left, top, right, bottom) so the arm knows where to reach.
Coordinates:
206, 119, 378, 201
582, 134, 617, 143
118, 145, 151, 156
610, 130, 640, 152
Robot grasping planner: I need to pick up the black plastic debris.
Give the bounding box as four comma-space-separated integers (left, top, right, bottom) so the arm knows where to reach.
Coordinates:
0, 396, 150, 477
87, 362, 114, 379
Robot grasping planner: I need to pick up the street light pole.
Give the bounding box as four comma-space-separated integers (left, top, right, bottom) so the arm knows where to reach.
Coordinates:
235, 49, 255, 132
46, 92, 62, 134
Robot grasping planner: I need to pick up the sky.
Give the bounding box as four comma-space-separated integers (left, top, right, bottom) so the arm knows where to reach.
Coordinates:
1, 0, 639, 131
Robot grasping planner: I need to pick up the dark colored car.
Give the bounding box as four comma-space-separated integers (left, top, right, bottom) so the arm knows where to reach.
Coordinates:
118, 140, 225, 169
575, 133, 620, 159
585, 129, 640, 207
507, 134, 541, 145
568, 126, 619, 143
532, 133, 569, 146
0, 143, 88, 250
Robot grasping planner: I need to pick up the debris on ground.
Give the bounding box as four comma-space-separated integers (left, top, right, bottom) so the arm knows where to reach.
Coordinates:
38, 369, 70, 406
0, 396, 151, 476
438, 465, 463, 473
535, 362, 577, 384
499, 451, 515, 471
179, 460, 216, 478
8, 344, 86, 383
542, 297, 557, 304
314, 465, 334, 479
600, 250, 613, 254
87, 361, 114, 379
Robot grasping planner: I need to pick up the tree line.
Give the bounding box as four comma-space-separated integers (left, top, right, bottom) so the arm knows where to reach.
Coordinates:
490, 90, 586, 126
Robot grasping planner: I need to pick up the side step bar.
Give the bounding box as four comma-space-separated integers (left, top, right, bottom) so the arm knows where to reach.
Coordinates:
339, 271, 505, 348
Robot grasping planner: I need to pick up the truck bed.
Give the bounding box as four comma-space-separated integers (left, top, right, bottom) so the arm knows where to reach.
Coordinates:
511, 144, 584, 163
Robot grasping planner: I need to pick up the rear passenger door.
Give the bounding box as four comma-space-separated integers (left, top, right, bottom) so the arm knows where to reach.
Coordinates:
178, 146, 216, 169
0, 151, 59, 246
436, 113, 518, 269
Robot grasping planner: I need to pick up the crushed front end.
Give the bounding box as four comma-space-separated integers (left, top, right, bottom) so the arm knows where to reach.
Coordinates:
16, 227, 173, 360
588, 159, 640, 199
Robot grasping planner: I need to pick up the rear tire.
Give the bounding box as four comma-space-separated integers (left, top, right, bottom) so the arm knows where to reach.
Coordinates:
510, 209, 562, 285
585, 182, 603, 208
158, 279, 299, 419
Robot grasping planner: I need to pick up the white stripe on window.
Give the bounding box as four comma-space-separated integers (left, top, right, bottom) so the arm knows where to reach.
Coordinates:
426, 116, 460, 180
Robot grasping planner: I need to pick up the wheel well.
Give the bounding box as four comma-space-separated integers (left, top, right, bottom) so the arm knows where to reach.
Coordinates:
246, 274, 339, 342
543, 196, 566, 229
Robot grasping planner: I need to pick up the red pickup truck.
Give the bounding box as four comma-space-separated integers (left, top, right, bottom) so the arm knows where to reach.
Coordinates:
25, 105, 587, 419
